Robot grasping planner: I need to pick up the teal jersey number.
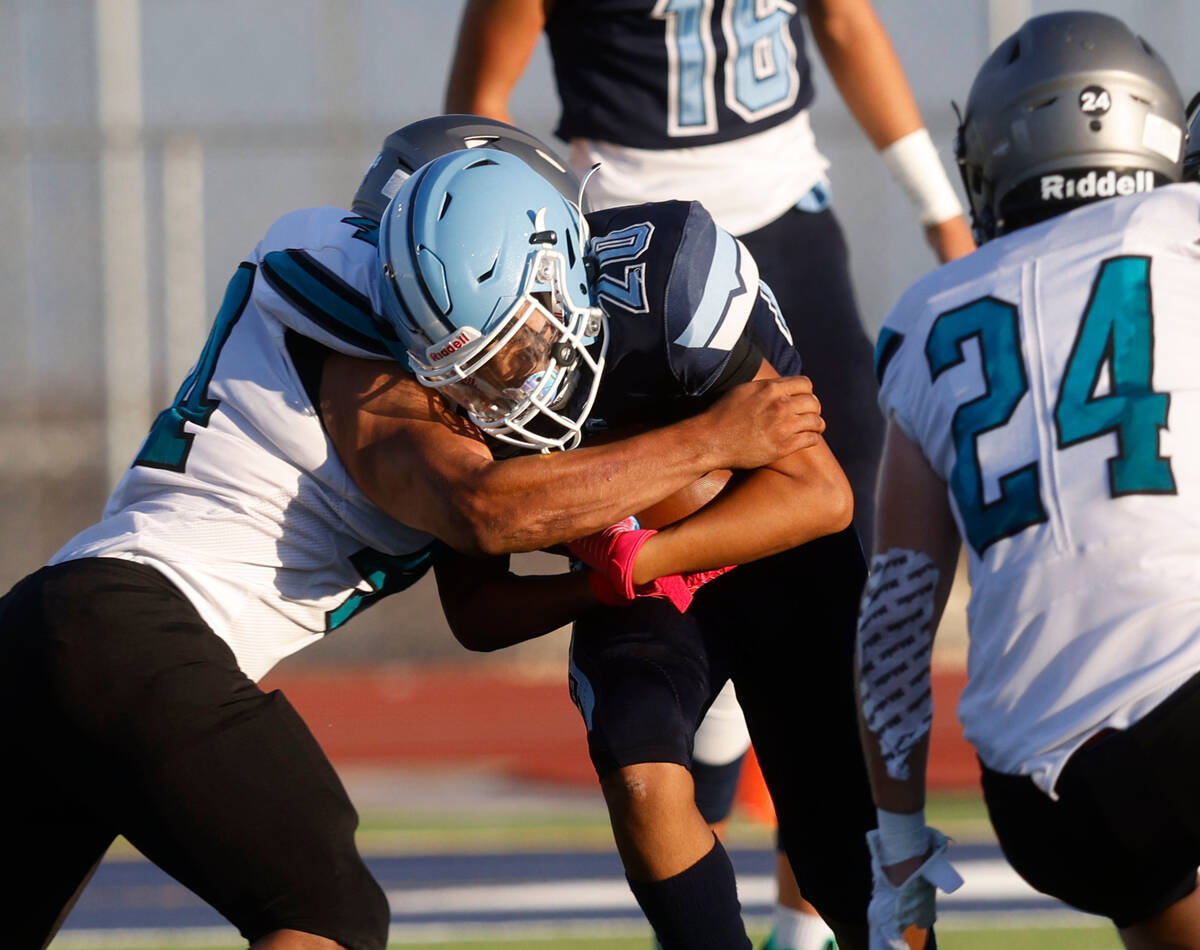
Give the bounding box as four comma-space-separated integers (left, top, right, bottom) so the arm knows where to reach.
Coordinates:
1055, 256, 1174, 496
927, 296, 1046, 555
327, 545, 436, 630
134, 262, 256, 472
928, 255, 1173, 555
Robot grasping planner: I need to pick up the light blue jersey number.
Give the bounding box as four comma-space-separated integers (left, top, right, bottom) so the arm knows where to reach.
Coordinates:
592, 222, 654, 314
928, 255, 1174, 555
652, 0, 799, 137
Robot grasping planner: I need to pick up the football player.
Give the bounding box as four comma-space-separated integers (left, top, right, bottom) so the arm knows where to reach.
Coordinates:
0, 129, 827, 949
377, 144, 881, 950
856, 12, 1200, 949
445, 6, 977, 944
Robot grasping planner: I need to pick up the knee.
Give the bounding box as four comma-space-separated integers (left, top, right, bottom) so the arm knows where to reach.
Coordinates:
602, 762, 695, 825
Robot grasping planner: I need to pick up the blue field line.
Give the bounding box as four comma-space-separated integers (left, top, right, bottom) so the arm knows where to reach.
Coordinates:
55, 844, 1103, 944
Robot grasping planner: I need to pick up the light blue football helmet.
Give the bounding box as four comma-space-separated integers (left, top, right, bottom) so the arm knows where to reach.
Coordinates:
378, 149, 605, 451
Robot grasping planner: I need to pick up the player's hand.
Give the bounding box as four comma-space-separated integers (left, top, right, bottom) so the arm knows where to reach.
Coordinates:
568, 517, 654, 602
569, 517, 699, 613
924, 215, 976, 264
703, 375, 826, 470
866, 827, 963, 950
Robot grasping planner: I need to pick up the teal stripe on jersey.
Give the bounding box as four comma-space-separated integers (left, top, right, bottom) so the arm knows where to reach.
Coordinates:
875, 327, 903, 385
261, 249, 390, 355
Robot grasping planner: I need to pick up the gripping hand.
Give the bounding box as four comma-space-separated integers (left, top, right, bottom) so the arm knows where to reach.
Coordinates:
866, 827, 963, 950
568, 517, 693, 612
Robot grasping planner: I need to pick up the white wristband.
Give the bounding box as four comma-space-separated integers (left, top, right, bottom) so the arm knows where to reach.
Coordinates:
875, 807, 928, 865
879, 128, 964, 228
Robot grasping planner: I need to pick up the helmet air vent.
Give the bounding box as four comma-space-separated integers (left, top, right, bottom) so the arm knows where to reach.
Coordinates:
477, 252, 499, 284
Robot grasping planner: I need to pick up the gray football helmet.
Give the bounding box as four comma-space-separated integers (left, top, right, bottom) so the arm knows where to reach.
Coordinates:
352, 114, 589, 221
956, 11, 1185, 241
1185, 93, 1200, 182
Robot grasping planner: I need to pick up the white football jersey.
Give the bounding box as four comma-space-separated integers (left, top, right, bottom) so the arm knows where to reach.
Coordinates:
570, 110, 830, 237
876, 183, 1200, 795
52, 207, 436, 681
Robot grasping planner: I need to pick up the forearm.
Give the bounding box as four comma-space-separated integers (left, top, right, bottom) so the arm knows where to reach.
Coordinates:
386, 411, 744, 556
810, 0, 973, 261
859, 707, 930, 814
324, 355, 825, 557
444, 0, 545, 118
630, 440, 853, 582
443, 567, 595, 651
808, 0, 924, 149
857, 421, 962, 815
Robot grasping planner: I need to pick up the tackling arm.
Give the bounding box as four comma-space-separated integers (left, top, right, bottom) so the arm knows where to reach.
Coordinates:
807, 0, 975, 263
444, 0, 548, 120
629, 360, 853, 583
320, 353, 826, 556
434, 547, 596, 652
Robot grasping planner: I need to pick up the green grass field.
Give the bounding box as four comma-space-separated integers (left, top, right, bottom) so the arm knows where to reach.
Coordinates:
53, 792, 1125, 950
65, 925, 1121, 950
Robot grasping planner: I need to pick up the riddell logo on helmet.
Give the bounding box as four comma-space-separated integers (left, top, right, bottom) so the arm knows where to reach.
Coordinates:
426, 326, 481, 363
1040, 169, 1155, 202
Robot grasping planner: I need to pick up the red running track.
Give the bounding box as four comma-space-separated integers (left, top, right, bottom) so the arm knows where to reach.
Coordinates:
263, 663, 980, 793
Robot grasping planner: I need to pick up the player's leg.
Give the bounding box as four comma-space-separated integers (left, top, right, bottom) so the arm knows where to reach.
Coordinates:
981, 672, 1200, 949
738, 204, 883, 550
9, 557, 390, 950
691, 682, 837, 950
763, 841, 838, 950
740, 202, 877, 950
710, 528, 874, 950
1118, 888, 1200, 950
250, 932, 350, 949
0, 565, 124, 946
691, 679, 751, 835
570, 598, 751, 950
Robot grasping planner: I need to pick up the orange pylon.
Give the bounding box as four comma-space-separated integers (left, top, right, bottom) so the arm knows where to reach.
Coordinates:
735, 744, 776, 825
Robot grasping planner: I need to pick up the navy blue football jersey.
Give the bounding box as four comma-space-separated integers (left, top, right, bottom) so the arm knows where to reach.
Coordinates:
577, 199, 800, 433
546, 0, 814, 150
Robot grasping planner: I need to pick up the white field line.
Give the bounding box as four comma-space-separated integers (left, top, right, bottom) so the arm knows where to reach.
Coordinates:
382, 860, 1045, 915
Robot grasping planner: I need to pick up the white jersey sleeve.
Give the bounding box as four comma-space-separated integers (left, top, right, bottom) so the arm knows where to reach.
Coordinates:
52, 207, 436, 681
875, 183, 1200, 795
